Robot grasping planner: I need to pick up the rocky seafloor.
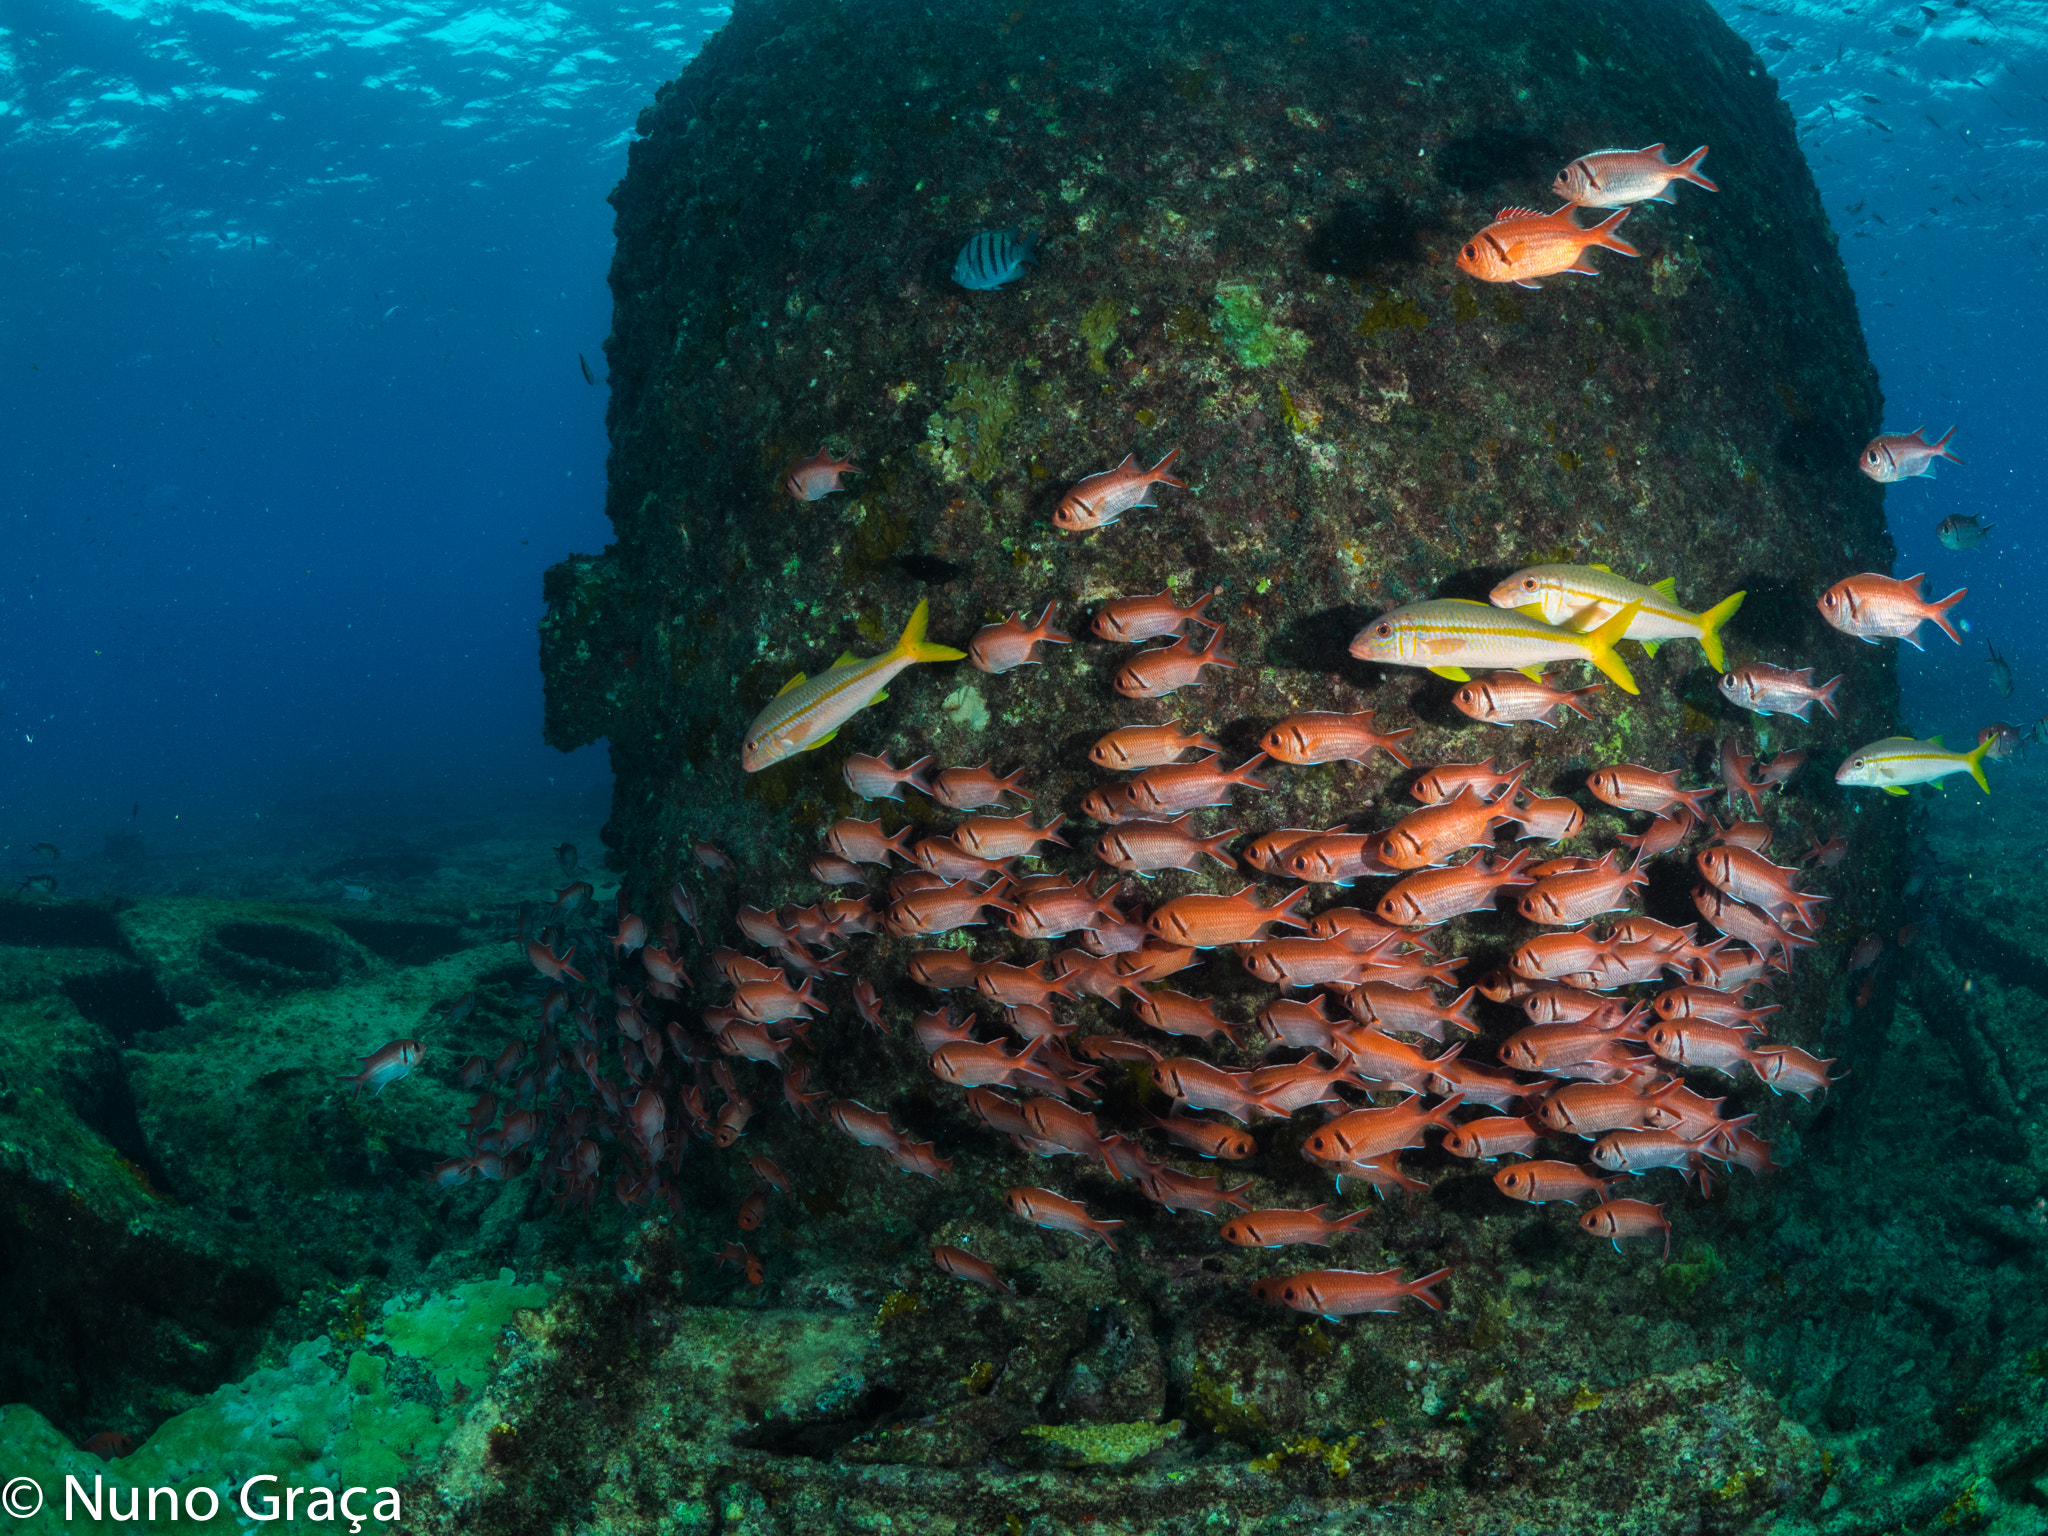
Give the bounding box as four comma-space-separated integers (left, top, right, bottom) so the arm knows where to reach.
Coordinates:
8, 0, 2048, 1530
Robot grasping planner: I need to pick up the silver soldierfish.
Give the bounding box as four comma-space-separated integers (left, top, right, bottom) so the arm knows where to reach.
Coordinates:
1835, 735, 1993, 796
1938, 514, 1994, 551
1718, 664, 1843, 721
1859, 426, 1962, 482
1350, 599, 1644, 694
741, 601, 966, 772
1488, 563, 1744, 672
1552, 144, 1716, 208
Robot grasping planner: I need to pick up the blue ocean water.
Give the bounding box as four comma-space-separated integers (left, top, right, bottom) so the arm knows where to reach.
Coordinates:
0, 0, 2039, 845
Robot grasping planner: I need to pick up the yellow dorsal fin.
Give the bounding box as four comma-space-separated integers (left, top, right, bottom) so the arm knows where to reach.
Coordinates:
1650, 576, 1679, 600
1929, 735, 1945, 748
1444, 598, 1491, 607
832, 650, 859, 668
1589, 563, 1611, 572
774, 671, 809, 698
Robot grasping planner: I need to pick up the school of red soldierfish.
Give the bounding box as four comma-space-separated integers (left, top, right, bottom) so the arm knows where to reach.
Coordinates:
349, 136, 1985, 1323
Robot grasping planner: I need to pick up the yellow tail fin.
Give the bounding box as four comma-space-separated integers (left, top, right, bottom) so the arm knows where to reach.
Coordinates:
1581, 600, 1642, 694
896, 598, 967, 664
1696, 590, 1745, 673
1965, 733, 1993, 794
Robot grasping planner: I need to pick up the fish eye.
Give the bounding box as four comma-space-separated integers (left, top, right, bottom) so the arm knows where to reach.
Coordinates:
1375, 623, 1392, 637
1462, 244, 1476, 259
1522, 577, 1537, 589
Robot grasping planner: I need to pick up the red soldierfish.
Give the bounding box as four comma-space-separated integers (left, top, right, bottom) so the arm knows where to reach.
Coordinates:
930, 762, 1033, 810
1553, 144, 1715, 207
1122, 754, 1272, 816
1054, 448, 1187, 531
842, 751, 935, 800
956, 812, 1068, 860
1259, 711, 1416, 768
1818, 573, 1965, 649
1578, 1197, 1672, 1259
931, 1244, 1013, 1294
1586, 765, 1717, 818
1114, 625, 1236, 698
1453, 671, 1604, 729
1455, 205, 1636, 288
1146, 885, 1308, 947
1093, 587, 1218, 642
1718, 665, 1843, 721
784, 447, 859, 501
1218, 1205, 1369, 1248
1859, 426, 1962, 483
1096, 815, 1238, 875
1088, 721, 1222, 771
1249, 1266, 1451, 1317
968, 603, 1073, 674
1005, 1186, 1125, 1247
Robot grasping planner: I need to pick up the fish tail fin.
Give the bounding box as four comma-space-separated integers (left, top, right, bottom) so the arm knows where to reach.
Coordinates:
1695, 590, 1745, 672
1588, 206, 1638, 257
1930, 424, 1964, 463
1965, 734, 1994, 794
1148, 446, 1188, 489
1404, 1266, 1454, 1312
1040, 812, 1069, 848
1442, 986, 1483, 1034
897, 598, 967, 663
1675, 144, 1717, 190
1580, 600, 1642, 693
1199, 624, 1237, 669
1928, 587, 1968, 644
1815, 676, 1844, 720
1564, 683, 1605, 720
1232, 752, 1273, 791
1330, 1207, 1372, 1233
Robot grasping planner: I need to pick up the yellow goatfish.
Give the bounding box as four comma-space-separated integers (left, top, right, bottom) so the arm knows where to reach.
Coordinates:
741, 600, 965, 772
1834, 734, 1992, 796
1489, 564, 1745, 672
1350, 599, 1644, 694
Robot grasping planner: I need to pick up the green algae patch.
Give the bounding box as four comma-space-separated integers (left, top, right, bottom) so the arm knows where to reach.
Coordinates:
1358, 288, 1429, 338
921, 360, 1021, 482
1213, 283, 1307, 368
1080, 297, 1119, 372
1658, 1241, 1724, 1307
374, 1267, 553, 1395
1187, 1362, 1270, 1442
1023, 1418, 1183, 1467
1163, 303, 1213, 346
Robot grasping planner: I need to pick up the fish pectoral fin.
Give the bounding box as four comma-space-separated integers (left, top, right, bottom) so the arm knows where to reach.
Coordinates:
1650, 576, 1679, 600
774, 671, 810, 697
802, 729, 841, 753
1427, 665, 1473, 681
1882, 785, 1910, 796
